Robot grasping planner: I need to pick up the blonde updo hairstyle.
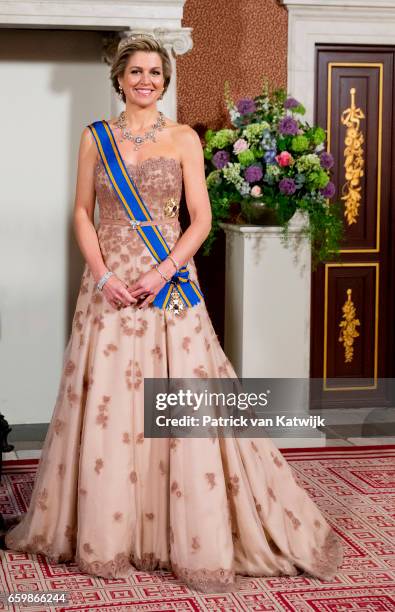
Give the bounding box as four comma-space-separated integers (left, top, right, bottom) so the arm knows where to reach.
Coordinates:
110, 34, 172, 104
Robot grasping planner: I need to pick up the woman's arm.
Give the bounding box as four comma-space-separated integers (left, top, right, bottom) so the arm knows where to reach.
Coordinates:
157, 124, 212, 279
130, 125, 212, 306
73, 128, 136, 308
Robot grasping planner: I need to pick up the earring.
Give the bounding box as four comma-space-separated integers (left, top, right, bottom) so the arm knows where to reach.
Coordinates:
118, 85, 123, 100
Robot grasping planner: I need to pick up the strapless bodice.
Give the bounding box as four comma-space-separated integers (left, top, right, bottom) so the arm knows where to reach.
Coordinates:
94, 156, 183, 222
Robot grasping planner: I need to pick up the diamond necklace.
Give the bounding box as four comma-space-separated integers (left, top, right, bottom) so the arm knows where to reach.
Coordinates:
115, 110, 166, 150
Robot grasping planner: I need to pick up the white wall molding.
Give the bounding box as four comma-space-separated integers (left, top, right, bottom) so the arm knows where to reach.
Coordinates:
0, 1, 192, 120
279, 0, 395, 8
279, 0, 395, 124
0, 1, 186, 29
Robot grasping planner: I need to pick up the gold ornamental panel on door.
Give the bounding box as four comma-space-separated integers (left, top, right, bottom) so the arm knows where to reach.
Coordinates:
323, 263, 379, 391
327, 62, 383, 253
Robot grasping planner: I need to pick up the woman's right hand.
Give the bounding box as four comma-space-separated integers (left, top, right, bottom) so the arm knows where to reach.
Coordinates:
101, 275, 137, 310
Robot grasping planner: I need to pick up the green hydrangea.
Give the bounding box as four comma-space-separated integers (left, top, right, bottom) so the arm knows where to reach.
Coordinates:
293, 103, 306, 115
204, 129, 215, 143
252, 146, 264, 159
242, 122, 269, 146
265, 164, 281, 179
296, 153, 320, 173
237, 149, 255, 166
307, 169, 329, 189
209, 129, 237, 149
206, 170, 222, 188
311, 127, 326, 145
291, 135, 309, 152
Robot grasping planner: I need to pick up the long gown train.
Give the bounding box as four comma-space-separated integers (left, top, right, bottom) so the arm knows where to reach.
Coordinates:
5, 155, 343, 592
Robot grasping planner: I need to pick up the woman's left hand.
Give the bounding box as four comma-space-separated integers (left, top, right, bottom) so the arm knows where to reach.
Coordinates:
127, 268, 168, 309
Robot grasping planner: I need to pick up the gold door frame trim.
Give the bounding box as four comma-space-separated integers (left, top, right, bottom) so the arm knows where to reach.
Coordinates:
327, 62, 383, 253
323, 262, 379, 391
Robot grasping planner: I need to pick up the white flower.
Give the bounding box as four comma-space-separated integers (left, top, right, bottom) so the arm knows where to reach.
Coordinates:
238, 181, 251, 196
223, 162, 242, 185
229, 109, 241, 125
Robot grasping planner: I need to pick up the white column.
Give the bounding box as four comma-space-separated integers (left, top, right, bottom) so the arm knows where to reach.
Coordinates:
155, 28, 193, 120
220, 213, 311, 381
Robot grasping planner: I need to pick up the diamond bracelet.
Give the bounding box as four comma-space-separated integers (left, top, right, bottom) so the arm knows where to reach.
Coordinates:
167, 254, 179, 272
96, 270, 114, 291
154, 264, 171, 282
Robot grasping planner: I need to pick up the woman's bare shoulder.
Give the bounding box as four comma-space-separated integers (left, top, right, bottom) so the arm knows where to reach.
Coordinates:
169, 122, 201, 147
81, 125, 96, 146
79, 125, 100, 165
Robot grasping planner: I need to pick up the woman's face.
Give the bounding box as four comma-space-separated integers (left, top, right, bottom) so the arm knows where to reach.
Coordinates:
119, 51, 165, 107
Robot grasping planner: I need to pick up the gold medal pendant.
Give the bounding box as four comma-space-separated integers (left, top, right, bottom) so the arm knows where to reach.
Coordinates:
168, 286, 185, 314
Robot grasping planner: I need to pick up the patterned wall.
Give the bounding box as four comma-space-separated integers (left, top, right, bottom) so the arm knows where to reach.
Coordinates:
176, 0, 288, 342
177, 0, 288, 130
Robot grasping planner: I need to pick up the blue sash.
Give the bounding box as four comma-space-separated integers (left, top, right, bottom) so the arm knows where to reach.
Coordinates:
88, 120, 203, 311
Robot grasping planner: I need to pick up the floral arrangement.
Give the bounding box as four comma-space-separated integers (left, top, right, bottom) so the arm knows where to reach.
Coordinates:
202, 78, 343, 266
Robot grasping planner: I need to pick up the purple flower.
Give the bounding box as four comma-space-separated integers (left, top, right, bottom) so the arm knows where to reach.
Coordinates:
279, 178, 297, 195
244, 164, 263, 183
278, 116, 299, 136
212, 150, 230, 169
284, 97, 300, 109
320, 181, 336, 198
236, 97, 256, 115
320, 152, 334, 169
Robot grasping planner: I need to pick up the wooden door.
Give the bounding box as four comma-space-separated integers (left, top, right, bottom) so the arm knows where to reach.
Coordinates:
311, 45, 395, 408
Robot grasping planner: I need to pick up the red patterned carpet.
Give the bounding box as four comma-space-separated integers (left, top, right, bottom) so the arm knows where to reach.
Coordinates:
1, 444, 394, 611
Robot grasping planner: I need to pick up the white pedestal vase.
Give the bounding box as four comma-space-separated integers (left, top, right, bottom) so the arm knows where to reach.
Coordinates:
219, 212, 321, 435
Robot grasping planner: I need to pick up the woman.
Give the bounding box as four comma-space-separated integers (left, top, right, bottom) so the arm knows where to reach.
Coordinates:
5, 34, 343, 593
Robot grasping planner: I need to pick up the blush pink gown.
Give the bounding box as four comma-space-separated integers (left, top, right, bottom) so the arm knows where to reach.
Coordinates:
5, 155, 343, 592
